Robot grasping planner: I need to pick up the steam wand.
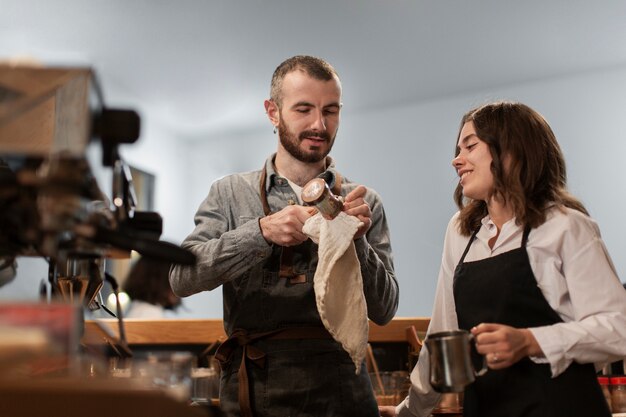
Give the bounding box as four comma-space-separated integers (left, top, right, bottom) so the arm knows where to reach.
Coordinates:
104, 272, 132, 357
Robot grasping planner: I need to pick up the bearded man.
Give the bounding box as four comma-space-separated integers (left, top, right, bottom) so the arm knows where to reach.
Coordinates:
170, 55, 398, 417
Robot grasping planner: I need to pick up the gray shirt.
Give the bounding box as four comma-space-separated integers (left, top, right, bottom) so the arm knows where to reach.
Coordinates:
170, 154, 398, 335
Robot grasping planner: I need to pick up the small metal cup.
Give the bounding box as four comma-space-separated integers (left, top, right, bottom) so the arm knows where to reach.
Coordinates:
425, 330, 487, 393
301, 178, 343, 219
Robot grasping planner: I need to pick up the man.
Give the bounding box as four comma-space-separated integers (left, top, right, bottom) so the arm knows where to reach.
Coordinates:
170, 55, 398, 417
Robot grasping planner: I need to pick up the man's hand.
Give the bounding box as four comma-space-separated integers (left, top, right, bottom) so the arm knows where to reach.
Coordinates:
343, 185, 371, 240
259, 205, 314, 246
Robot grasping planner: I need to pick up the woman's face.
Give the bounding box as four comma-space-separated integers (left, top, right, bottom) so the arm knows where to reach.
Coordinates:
452, 121, 494, 202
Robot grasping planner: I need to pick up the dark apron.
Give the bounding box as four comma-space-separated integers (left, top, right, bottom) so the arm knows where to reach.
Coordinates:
453, 226, 610, 417
216, 163, 379, 417
218, 336, 378, 417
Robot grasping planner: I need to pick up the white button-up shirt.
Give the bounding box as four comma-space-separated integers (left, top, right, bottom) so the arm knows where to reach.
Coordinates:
397, 206, 626, 417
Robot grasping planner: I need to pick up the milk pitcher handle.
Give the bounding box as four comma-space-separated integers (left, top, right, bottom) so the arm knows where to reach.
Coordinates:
469, 333, 488, 377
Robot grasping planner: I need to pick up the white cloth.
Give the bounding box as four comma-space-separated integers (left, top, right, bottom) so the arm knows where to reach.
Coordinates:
397, 206, 626, 417
303, 211, 367, 373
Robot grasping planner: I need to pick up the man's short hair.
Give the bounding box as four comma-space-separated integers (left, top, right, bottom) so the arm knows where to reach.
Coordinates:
270, 55, 339, 106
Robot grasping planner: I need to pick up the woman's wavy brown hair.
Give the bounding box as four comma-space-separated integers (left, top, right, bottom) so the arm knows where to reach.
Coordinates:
453, 101, 588, 236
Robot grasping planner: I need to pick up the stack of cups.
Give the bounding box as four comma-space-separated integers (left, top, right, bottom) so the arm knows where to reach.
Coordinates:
191, 366, 219, 404
611, 376, 626, 416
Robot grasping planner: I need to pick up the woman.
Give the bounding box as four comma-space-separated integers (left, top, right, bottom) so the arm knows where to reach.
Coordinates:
383, 101, 626, 416
123, 257, 182, 318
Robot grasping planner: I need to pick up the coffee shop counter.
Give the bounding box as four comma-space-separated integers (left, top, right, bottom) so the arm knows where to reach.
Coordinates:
0, 376, 207, 417
81, 317, 429, 415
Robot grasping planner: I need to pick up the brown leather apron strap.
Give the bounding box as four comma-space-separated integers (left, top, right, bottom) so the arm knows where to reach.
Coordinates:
331, 171, 342, 196
259, 165, 298, 281
215, 327, 332, 417
259, 165, 271, 216
278, 247, 297, 279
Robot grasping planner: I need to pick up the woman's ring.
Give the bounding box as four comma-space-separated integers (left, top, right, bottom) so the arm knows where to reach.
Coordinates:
492, 352, 499, 363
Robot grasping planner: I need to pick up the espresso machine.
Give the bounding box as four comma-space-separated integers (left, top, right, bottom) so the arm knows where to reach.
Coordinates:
0, 64, 195, 316
0, 63, 230, 417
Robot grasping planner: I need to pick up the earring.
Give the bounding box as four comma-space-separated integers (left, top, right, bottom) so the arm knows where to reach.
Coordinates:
273, 126, 277, 134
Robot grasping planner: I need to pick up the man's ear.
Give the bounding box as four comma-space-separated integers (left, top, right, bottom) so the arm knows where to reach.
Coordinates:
264, 99, 279, 127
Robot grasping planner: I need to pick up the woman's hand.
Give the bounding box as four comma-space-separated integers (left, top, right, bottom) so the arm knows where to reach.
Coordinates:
471, 323, 544, 369
378, 405, 397, 417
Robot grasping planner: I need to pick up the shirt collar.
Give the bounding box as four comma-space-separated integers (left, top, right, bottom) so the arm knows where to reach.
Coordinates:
478, 215, 520, 248
263, 153, 339, 192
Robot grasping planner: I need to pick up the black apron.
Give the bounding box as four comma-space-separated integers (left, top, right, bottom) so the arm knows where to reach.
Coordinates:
453, 227, 610, 417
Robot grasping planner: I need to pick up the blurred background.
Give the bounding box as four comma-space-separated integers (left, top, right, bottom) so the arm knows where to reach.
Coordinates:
2, 0, 625, 318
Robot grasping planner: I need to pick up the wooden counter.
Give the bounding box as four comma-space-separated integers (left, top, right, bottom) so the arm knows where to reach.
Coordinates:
83, 317, 430, 347
0, 377, 208, 417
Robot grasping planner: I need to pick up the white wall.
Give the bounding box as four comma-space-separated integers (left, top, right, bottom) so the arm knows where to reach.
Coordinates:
336, 66, 626, 318
5, 65, 626, 320
176, 65, 626, 318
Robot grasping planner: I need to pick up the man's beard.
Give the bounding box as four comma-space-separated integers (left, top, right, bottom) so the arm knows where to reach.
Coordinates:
278, 117, 335, 163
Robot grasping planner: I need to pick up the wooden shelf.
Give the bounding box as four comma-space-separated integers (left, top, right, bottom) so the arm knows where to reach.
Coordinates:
83, 317, 430, 347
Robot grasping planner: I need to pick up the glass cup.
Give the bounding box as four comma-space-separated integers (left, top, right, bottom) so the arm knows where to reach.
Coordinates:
369, 371, 410, 406
128, 351, 194, 402
191, 367, 219, 404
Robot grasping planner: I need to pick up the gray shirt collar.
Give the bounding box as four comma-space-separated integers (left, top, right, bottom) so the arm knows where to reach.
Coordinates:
263, 153, 339, 192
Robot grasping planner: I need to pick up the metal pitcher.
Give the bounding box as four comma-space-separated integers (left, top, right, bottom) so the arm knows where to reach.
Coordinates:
425, 329, 487, 393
